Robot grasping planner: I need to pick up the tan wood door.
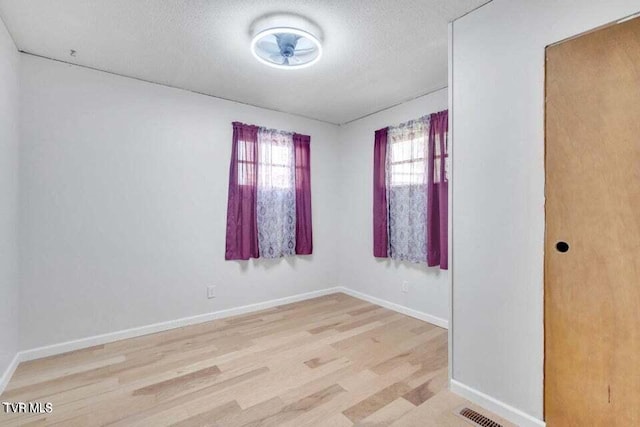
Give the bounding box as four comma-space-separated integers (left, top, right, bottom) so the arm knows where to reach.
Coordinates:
545, 16, 640, 427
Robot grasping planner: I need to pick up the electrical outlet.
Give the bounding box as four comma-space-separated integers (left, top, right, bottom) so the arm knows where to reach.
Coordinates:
401, 281, 409, 293
207, 286, 216, 299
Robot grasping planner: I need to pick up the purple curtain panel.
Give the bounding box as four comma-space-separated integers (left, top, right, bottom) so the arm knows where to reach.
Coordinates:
293, 133, 313, 255
373, 127, 389, 258
427, 110, 449, 269
225, 122, 260, 260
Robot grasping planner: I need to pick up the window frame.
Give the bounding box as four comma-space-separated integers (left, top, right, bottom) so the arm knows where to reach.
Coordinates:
236, 136, 295, 190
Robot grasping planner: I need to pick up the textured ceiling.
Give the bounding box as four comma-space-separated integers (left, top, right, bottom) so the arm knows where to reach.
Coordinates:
0, 0, 489, 124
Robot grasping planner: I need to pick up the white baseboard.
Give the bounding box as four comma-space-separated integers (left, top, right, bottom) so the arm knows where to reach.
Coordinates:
19, 286, 446, 364
337, 287, 449, 329
0, 352, 21, 395
19, 287, 342, 362
450, 379, 546, 427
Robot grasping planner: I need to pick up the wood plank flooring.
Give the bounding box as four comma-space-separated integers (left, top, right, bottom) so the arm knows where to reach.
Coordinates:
0, 293, 511, 426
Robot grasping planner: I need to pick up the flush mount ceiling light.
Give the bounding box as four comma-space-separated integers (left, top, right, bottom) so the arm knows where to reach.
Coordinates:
250, 14, 322, 70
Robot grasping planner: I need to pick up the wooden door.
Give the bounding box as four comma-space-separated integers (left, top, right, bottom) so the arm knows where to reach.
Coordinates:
545, 16, 640, 426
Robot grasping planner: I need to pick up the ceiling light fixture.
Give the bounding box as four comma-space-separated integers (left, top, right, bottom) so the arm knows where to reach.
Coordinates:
250, 15, 322, 70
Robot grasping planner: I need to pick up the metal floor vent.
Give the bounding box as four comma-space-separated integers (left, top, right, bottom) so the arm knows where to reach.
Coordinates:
455, 406, 503, 427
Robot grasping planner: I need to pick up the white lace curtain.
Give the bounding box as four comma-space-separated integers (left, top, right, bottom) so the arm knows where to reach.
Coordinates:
256, 128, 296, 258
386, 116, 430, 263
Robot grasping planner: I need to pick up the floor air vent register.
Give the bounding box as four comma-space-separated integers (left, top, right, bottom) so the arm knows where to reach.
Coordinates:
455, 406, 503, 427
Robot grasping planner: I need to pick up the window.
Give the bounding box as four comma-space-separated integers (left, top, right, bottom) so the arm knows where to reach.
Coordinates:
373, 111, 449, 268
237, 132, 294, 189
432, 130, 448, 184
386, 118, 429, 263
236, 138, 257, 187
388, 119, 428, 187
254, 128, 296, 258
257, 133, 294, 190
387, 117, 449, 186
226, 122, 312, 260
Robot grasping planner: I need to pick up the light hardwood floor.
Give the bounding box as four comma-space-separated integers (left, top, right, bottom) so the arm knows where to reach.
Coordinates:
0, 293, 511, 426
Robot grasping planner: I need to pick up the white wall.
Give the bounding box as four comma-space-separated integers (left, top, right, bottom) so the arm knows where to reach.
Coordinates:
337, 89, 449, 325
18, 54, 341, 350
17, 54, 453, 353
0, 18, 20, 379
451, 0, 640, 422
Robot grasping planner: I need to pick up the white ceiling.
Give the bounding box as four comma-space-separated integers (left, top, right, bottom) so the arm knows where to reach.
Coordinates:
0, 0, 489, 124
